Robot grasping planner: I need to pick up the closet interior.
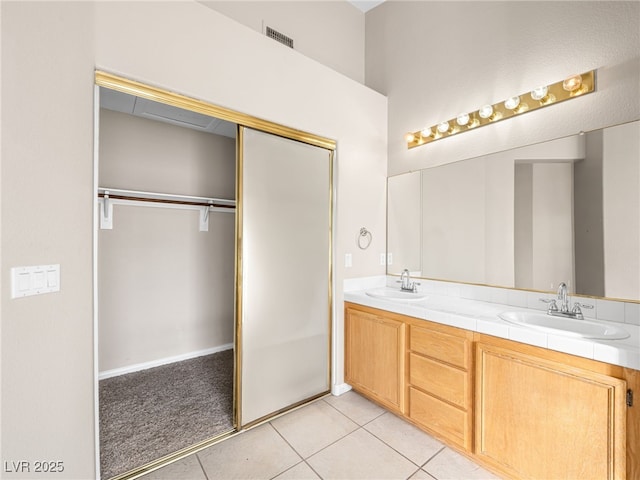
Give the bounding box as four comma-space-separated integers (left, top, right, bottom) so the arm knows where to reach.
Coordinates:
96, 87, 237, 479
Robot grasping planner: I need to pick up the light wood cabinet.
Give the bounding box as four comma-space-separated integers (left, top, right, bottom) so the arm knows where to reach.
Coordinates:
344, 303, 405, 413
407, 323, 473, 450
344, 303, 637, 479
475, 339, 627, 480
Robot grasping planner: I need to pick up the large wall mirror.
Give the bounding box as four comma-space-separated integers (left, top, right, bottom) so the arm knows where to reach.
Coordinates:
388, 120, 640, 302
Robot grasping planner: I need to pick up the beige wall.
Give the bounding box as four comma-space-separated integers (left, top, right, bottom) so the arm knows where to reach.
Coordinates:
99, 109, 236, 198
516, 161, 575, 292
421, 158, 487, 284
531, 163, 575, 291
418, 153, 514, 286
574, 130, 605, 297
98, 109, 235, 373
1, 2, 96, 478
1, 2, 387, 477
387, 171, 421, 274
201, 1, 365, 83
603, 121, 640, 299
366, 1, 640, 175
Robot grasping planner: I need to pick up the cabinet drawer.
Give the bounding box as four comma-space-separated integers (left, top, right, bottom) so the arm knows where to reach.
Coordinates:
409, 387, 469, 450
410, 353, 468, 408
410, 326, 468, 369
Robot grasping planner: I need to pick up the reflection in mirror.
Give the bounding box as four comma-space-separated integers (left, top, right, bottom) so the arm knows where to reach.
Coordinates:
388, 120, 640, 302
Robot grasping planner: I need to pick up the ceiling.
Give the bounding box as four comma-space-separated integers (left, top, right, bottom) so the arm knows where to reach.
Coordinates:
100, 87, 237, 138
348, 1, 386, 13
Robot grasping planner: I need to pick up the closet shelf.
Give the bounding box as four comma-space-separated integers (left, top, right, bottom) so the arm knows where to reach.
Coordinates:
97, 187, 235, 231
97, 187, 235, 209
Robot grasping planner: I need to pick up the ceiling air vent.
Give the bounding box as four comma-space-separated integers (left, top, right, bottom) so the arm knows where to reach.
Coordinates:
266, 26, 294, 49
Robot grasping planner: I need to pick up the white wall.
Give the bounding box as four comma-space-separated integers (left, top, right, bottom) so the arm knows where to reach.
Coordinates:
365, 1, 640, 176
1, 2, 387, 478
200, 0, 365, 83
98, 109, 235, 373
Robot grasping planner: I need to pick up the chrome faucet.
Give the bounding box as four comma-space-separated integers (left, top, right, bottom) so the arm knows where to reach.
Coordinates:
539, 281, 593, 320
398, 269, 418, 293
557, 282, 570, 313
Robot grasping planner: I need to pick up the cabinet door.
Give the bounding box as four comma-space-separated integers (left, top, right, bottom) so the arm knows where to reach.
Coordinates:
345, 306, 405, 413
476, 342, 627, 480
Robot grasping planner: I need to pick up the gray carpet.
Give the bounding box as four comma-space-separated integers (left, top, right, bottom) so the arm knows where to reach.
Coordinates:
99, 349, 234, 479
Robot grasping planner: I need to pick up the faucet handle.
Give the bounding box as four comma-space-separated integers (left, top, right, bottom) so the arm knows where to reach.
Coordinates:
572, 302, 594, 314
573, 302, 594, 309
540, 298, 558, 312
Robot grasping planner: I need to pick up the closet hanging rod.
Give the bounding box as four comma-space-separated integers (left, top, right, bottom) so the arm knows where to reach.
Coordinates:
97, 187, 235, 209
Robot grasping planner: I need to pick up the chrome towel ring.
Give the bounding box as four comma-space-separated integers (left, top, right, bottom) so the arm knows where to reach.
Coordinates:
358, 227, 372, 250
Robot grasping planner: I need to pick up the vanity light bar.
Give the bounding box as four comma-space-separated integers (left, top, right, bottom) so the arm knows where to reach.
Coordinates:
405, 70, 596, 149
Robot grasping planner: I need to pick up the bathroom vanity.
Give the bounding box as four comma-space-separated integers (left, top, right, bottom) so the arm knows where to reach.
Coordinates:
344, 293, 639, 480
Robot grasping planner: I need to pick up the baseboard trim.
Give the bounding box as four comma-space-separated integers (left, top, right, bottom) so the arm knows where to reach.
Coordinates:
331, 383, 352, 396
99, 343, 234, 380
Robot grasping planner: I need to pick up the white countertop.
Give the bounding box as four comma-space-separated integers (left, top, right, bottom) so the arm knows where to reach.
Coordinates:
344, 288, 640, 371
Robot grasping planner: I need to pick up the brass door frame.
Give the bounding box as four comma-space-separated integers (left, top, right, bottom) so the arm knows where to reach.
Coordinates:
94, 70, 335, 480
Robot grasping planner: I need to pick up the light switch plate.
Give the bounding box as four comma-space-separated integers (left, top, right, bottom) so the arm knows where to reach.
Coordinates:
11, 264, 60, 298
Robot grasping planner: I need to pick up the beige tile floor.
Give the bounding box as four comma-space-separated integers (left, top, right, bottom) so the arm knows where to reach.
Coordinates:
142, 391, 500, 480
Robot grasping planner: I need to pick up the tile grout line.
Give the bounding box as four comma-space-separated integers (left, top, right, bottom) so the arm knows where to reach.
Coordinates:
267, 421, 327, 480
268, 421, 306, 461
267, 393, 451, 480
405, 466, 424, 480
322, 394, 448, 475
361, 419, 440, 470
267, 395, 378, 478
421, 446, 447, 471
327, 394, 442, 472
269, 422, 328, 480
194, 452, 211, 480
321, 394, 387, 428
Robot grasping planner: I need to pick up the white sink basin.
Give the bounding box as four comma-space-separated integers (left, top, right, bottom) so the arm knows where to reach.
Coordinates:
498, 311, 630, 340
366, 288, 427, 302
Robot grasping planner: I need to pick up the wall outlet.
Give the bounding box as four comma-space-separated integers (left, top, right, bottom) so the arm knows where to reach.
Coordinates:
345, 253, 353, 268
380, 253, 386, 266
387, 253, 393, 265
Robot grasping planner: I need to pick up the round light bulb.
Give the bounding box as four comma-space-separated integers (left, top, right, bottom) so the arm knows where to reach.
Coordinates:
478, 105, 493, 119
421, 127, 433, 138
437, 121, 450, 134
563, 74, 583, 92
530, 85, 548, 101
456, 113, 470, 126
404, 132, 415, 143
504, 96, 521, 110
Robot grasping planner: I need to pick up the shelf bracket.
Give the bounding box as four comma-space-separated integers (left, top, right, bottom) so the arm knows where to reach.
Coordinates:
199, 206, 210, 232
100, 193, 113, 230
